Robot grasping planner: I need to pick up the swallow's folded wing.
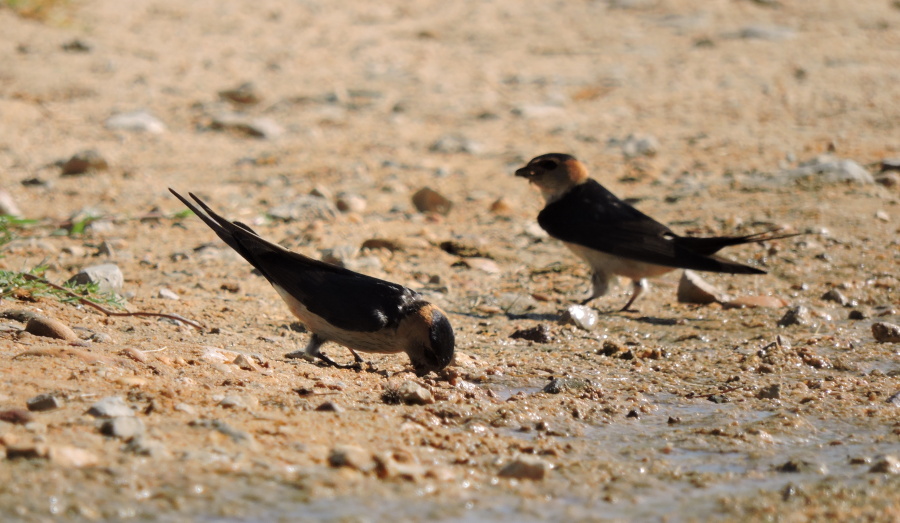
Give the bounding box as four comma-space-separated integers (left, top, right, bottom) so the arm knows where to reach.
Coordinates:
537, 181, 761, 273
170, 189, 422, 332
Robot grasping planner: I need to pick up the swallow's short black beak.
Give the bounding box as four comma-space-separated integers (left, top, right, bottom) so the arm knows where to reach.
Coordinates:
515, 166, 533, 178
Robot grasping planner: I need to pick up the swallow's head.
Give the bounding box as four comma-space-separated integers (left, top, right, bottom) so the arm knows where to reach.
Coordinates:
515, 153, 589, 203
403, 304, 455, 376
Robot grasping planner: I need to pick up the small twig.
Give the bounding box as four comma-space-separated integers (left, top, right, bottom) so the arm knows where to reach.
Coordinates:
19, 273, 204, 330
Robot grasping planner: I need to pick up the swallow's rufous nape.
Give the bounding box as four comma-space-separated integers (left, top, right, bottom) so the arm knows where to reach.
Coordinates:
169, 189, 454, 375
515, 153, 799, 311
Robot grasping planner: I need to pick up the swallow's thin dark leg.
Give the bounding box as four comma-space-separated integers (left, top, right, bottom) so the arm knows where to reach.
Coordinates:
285, 333, 363, 370
619, 279, 648, 312
581, 271, 611, 306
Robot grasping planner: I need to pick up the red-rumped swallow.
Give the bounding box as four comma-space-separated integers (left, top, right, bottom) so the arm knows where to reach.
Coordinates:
169, 189, 454, 375
515, 153, 798, 311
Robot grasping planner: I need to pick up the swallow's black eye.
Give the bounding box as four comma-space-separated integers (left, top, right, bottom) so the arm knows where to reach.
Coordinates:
535, 160, 558, 170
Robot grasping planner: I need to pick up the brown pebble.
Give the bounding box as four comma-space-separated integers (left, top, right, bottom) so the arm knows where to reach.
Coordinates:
0, 408, 35, 424
24, 315, 79, 342
489, 197, 513, 215
361, 238, 404, 252
61, 149, 108, 175
412, 187, 452, 216
872, 322, 900, 343
677, 270, 730, 305
498, 455, 551, 480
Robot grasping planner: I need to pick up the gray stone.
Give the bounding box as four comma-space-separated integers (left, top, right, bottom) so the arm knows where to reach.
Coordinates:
100, 416, 145, 440
106, 110, 166, 134
777, 157, 874, 185
822, 288, 853, 306
733, 25, 795, 41
87, 396, 134, 418
610, 133, 659, 158
26, 394, 63, 412
268, 195, 337, 222
124, 435, 169, 457
429, 134, 483, 154
67, 263, 124, 294
757, 384, 782, 400
778, 305, 813, 327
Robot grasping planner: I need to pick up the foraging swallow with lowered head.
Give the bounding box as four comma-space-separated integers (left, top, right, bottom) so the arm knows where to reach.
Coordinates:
169, 189, 455, 376
515, 153, 798, 311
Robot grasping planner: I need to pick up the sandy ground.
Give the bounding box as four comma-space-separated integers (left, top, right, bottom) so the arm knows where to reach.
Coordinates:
1, 0, 899, 520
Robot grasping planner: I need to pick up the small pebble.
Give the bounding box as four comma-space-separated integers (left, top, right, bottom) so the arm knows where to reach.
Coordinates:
361, 238, 404, 252
27, 393, 63, 412
821, 288, 852, 306
498, 455, 551, 480
219, 394, 258, 409
0, 409, 34, 424
328, 445, 375, 471
106, 110, 166, 134
315, 401, 344, 412
868, 456, 900, 474
776, 459, 828, 474
66, 263, 124, 294
677, 270, 730, 304
209, 112, 283, 139
510, 324, 552, 343
398, 381, 435, 405
778, 305, 813, 327
60, 150, 108, 176
232, 354, 259, 371
124, 435, 170, 457
429, 134, 482, 154
157, 288, 180, 300
87, 396, 134, 418
456, 257, 501, 274
268, 196, 337, 222
757, 384, 782, 400
559, 305, 598, 331
24, 315, 79, 342
723, 295, 789, 309
218, 82, 261, 105
335, 193, 367, 213
100, 416, 145, 440
776, 156, 874, 185
48, 445, 99, 468
0, 189, 22, 217
412, 187, 452, 215
871, 322, 900, 343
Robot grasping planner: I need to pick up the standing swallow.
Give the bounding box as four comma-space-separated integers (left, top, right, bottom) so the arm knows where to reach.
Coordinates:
515, 153, 798, 311
169, 189, 455, 375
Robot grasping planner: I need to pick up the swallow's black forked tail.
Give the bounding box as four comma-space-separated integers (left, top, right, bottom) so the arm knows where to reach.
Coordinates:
676, 229, 803, 257
170, 189, 239, 246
